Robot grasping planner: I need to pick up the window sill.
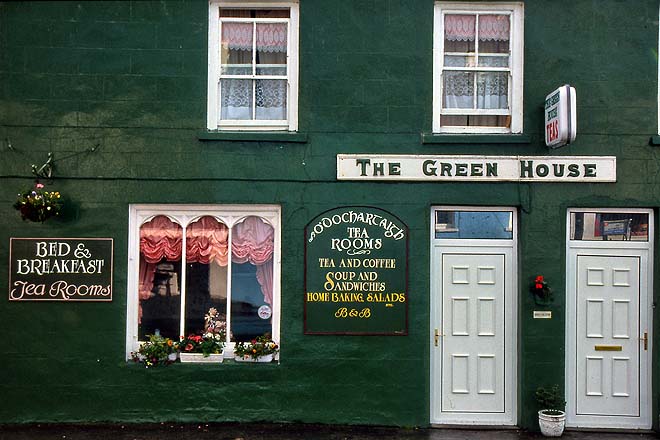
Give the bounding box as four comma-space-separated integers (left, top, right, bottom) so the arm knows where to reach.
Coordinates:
649, 136, 660, 146
421, 133, 531, 144
198, 131, 308, 143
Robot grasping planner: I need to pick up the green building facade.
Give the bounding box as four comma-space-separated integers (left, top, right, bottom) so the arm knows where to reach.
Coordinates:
1, 0, 659, 431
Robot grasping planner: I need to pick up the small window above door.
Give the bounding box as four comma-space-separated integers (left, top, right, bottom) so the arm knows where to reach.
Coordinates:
570, 211, 649, 241
435, 209, 513, 239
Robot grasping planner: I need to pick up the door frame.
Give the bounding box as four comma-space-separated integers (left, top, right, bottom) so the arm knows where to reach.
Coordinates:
565, 208, 653, 429
430, 206, 518, 426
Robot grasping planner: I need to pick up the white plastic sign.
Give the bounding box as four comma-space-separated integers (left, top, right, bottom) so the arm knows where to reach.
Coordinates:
545, 85, 576, 148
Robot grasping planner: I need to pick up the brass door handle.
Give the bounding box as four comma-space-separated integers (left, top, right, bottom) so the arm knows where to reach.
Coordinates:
434, 328, 443, 346
641, 331, 648, 351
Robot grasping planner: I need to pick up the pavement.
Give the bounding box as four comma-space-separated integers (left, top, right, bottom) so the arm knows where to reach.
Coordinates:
0, 423, 658, 440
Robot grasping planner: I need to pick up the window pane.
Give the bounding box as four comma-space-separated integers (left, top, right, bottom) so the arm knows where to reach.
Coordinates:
221, 79, 253, 120
570, 212, 649, 241
231, 262, 272, 341
185, 216, 229, 337
230, 216, 274, 342
435, 211, 513, 239
477, 72, 508, 109
138, 215, 182, 340
221, 22, 253, 75
256, 23, 287, 76
478, 15, 509, 52
445, 14, 475, 49
256, 79, 287, 120
444, 55, 474, 68
478, 55, 509, 68
443, 71, 474, 109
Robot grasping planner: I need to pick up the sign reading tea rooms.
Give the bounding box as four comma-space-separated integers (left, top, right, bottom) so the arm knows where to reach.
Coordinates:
305, 207, 408, 335
9, 238, 113, 301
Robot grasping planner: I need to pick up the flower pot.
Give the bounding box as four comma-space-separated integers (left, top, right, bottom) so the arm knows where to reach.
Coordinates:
179, 351, 224, 363
234, 353, 274, 363
538, 409, 565, 437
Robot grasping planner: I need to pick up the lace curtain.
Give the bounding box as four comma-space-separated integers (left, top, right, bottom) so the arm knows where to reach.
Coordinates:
444, 14, 510, 41
139, 215, 275, 322
220, 22, 288, 120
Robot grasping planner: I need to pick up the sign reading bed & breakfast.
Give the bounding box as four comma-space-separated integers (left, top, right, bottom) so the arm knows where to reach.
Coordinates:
9, 238, 113, 301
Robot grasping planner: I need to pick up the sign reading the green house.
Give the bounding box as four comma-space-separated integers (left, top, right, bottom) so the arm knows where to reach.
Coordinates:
305, 207, 407, 335
9, 238, 113, 301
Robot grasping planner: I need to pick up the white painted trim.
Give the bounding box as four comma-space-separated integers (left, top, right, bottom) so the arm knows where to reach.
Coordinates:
432, 2, 524, 134
125, 204, 281, 360
430, 206, 518, 426
565, 208, 653, 429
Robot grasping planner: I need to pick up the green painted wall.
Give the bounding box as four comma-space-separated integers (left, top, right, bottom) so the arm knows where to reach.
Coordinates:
0, 0, 658, 430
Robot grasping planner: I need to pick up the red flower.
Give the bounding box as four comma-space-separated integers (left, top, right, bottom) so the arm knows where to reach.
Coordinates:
535, 283, 543, 289
535, 275, 544, 283
185, 344, 193, 351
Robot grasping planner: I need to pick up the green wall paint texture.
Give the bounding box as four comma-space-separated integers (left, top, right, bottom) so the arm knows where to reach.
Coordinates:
0, 0, 658, 430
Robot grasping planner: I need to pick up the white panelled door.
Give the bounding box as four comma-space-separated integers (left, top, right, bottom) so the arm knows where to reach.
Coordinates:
576, 255, 640, 417
431, 207, 516, 426
566, 208, 652, 430
442, 253, 505, 413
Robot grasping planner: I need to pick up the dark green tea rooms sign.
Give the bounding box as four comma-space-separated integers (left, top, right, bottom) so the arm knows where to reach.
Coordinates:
305, 207, 408, 335
9, 238, 113, 301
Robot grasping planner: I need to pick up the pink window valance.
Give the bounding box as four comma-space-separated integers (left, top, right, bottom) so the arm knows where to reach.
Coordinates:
444, 14, 510, 42
139, 215, 275, 310
221, 22, 287, 53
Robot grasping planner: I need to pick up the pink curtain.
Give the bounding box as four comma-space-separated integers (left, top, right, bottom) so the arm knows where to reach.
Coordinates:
140, 216, 182, 263
222, 22, 287, 52
186, 216, 229, 266
444, 14, 510, 42
138, 215, 274, 307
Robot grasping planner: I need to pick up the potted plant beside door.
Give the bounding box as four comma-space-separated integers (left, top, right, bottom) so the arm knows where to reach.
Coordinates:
536, 384, 566, 437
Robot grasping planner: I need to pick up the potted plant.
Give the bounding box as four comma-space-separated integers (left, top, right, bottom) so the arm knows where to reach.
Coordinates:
131, 334, 177, 368
234, 333, 279, 362
536, 384, 566, 437
13, 182, 62, 222
178, 307, 226, 363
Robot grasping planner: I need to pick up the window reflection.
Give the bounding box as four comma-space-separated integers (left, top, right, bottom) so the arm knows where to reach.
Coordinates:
435, 210, 513, 239
570, 212, 648, 241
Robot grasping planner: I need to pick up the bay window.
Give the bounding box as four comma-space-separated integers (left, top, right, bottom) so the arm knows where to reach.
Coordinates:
126, 205, 281, 358
433, 2, 524, 133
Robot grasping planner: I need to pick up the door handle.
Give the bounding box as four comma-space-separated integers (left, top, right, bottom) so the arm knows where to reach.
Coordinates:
434, 328, 443, 346
641, 331, 648, 351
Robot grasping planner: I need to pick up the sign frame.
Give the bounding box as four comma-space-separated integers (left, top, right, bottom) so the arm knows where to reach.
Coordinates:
545, 84, 577, 148
9, 237, 114, 302
337, 155, 616, 182
304, 206, 408, 335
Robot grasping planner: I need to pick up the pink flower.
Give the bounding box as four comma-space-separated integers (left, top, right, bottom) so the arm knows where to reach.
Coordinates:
35, 183, 44, 189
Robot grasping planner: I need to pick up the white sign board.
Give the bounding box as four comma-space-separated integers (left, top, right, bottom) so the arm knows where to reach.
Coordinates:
545, 85, 576, 148
337, 155, 616, 182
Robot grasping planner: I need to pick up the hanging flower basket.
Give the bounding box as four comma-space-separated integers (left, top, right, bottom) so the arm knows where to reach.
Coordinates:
13, 183, 62, 222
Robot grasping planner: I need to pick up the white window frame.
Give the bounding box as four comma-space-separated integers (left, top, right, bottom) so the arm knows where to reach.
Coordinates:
207, 1, 299, 131
432, 2, 524, 134
125, 204, 281, 359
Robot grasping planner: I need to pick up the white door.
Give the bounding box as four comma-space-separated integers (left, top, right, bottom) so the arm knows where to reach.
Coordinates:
442, 253, 505, 413
576, 255, 640, 417
431, 208, 516, 426
566, 209, 652, 429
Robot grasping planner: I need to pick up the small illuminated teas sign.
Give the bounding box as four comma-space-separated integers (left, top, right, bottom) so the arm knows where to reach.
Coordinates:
545, 84, 576, 148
